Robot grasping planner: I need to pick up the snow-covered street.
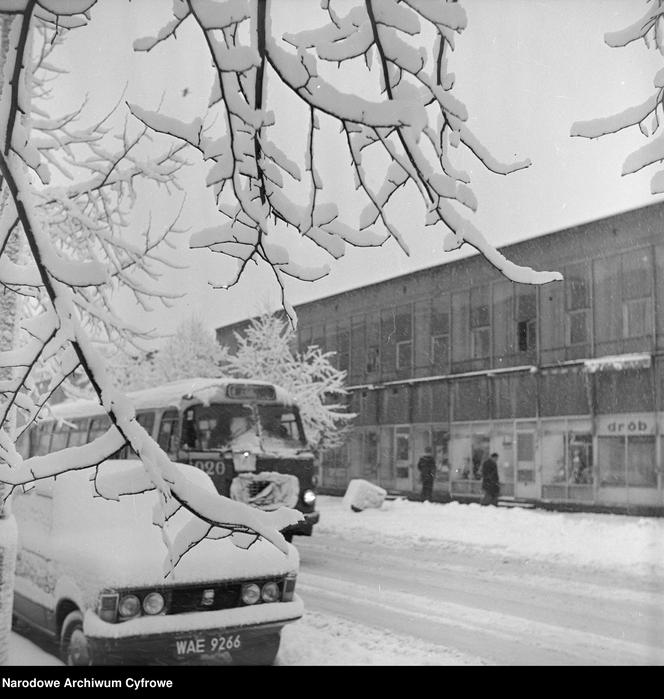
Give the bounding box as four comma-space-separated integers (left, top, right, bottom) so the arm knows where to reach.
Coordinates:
8, 494, 664, 665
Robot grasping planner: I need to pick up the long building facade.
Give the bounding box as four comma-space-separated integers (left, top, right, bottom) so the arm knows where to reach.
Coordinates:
217, 202, 664, 514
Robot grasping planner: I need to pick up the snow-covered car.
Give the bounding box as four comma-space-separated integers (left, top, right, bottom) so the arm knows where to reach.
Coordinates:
11, 461, 303, 666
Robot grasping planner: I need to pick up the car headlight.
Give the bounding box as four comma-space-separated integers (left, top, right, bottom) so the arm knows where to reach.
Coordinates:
118, 594, 141, 619
261, 582, 280, 603
241, 583, 261, 605
143, 592, 165, 615
303, 489, 316, 505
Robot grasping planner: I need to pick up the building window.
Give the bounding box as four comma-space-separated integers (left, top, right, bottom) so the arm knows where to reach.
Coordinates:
516, 287, 537, 353
517, 318, 537, 352
470, 286, 490, 359
431, 334, 449, 372
366, 345, 380, 373
397, 341, 412, 370
471, 327, 491, 359
337, 328, 350, 372
566, 264, 590, 346
623, 297, 652, 338
395, 309, 412, 370
431, 305, 449, 371
568, 311, 588, 345
598, 435, 656, 487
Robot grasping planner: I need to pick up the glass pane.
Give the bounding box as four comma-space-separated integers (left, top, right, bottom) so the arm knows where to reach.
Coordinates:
627, 436, 656, 487
598, 436, 625, 486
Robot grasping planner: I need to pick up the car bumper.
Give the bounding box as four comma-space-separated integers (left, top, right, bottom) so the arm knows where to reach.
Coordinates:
83, 597, 303, 666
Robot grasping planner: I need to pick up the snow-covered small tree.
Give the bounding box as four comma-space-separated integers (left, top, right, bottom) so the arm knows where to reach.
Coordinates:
224, 313, 354, 454
151, 316, 227, 385
570, 1, 664, 193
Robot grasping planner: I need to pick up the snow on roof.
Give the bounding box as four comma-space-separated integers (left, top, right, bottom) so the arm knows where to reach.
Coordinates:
583, 353, 651, 374
49, 377, 298, 420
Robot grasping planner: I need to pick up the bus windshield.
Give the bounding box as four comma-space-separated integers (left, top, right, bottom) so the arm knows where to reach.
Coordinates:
182, 402, 306, 451
257, 405, 305, 448
182, 404, 255, 451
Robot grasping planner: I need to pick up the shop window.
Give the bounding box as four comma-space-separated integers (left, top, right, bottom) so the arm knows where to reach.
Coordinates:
598, 435, 656, 487
433, 429, 450, 479
627, 436, 656, 487
470, 433, 490, 480
363, 431, 378, 478
395, 427, 410, 478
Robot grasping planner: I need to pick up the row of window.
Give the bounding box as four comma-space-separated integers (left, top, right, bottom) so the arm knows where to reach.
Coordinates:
299, 249, 656, 378
330, 424, 660, 491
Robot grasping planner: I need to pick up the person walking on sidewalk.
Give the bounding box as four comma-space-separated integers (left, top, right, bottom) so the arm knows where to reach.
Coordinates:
481, 452, 500, 506
417, 447, 436, 502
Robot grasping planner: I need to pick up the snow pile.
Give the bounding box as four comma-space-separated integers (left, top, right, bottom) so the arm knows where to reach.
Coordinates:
342, 479, 386, 512
316, 496, 664, 576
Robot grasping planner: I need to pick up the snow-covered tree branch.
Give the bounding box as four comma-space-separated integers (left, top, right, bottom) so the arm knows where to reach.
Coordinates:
0, 1, 300, 573
570, 0, 664, 194
132, 0, 561, 327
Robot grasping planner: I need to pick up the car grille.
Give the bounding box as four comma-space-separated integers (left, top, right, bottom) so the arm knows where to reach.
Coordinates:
168, 584, 242, 614
247, 481, 271, 498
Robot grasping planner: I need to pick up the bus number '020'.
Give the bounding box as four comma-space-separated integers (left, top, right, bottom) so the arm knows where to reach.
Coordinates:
193, 460, 226, 476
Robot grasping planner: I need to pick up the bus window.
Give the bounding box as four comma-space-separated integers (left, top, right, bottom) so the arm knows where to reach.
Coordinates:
88, 415, 111, 442
34, 423, 54, 456
50, 423, 71, 452
258, 405, 304, 446
157, 409, 179, 453
67, 419, 89, 448
136, 412, 156, 438
183, 404, 254, 450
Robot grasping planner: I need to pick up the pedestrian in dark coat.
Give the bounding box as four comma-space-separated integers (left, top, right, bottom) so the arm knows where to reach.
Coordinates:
481, 452, 500, 506
417, 447, 436, 502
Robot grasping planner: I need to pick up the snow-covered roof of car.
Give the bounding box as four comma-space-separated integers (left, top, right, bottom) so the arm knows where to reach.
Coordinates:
49, 377, 298, 420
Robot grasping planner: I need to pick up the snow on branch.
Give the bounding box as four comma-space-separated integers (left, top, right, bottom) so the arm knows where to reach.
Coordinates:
0, 2, 299, 563
570, 0, 664, 194
126, 0, 559, 326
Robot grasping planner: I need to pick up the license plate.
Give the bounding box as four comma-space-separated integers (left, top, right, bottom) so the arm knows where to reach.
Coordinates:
175, 633, 242, 658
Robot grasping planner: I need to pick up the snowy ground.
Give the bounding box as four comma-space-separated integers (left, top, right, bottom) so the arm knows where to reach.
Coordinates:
7, 494, 664, 665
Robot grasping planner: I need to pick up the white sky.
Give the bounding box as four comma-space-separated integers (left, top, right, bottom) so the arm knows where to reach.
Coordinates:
9, 493, 663, 665
51, 0, 664, 339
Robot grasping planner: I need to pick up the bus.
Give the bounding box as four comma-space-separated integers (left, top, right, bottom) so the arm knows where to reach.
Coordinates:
20, 377, 319, 541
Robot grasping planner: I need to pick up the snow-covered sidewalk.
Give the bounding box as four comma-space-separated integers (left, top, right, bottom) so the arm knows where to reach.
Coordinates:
314, 495, 664, 577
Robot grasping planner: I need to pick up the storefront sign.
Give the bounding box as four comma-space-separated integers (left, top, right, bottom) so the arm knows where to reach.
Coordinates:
597, 415, 655, 436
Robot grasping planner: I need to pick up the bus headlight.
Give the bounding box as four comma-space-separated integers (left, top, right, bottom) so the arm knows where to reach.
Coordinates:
303, 489, 316, 506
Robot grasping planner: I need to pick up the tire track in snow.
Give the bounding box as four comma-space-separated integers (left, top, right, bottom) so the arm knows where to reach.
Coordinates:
298, 571, 664, 665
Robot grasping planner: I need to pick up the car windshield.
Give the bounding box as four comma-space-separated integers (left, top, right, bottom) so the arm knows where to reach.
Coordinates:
257, 405, 305, 448
182, 404, 255, 450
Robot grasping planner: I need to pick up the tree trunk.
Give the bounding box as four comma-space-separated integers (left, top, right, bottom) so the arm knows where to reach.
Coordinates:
0, 14, 19, 667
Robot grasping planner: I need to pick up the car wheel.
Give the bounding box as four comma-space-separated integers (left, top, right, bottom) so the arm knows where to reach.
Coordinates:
60, 611, 92, 666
